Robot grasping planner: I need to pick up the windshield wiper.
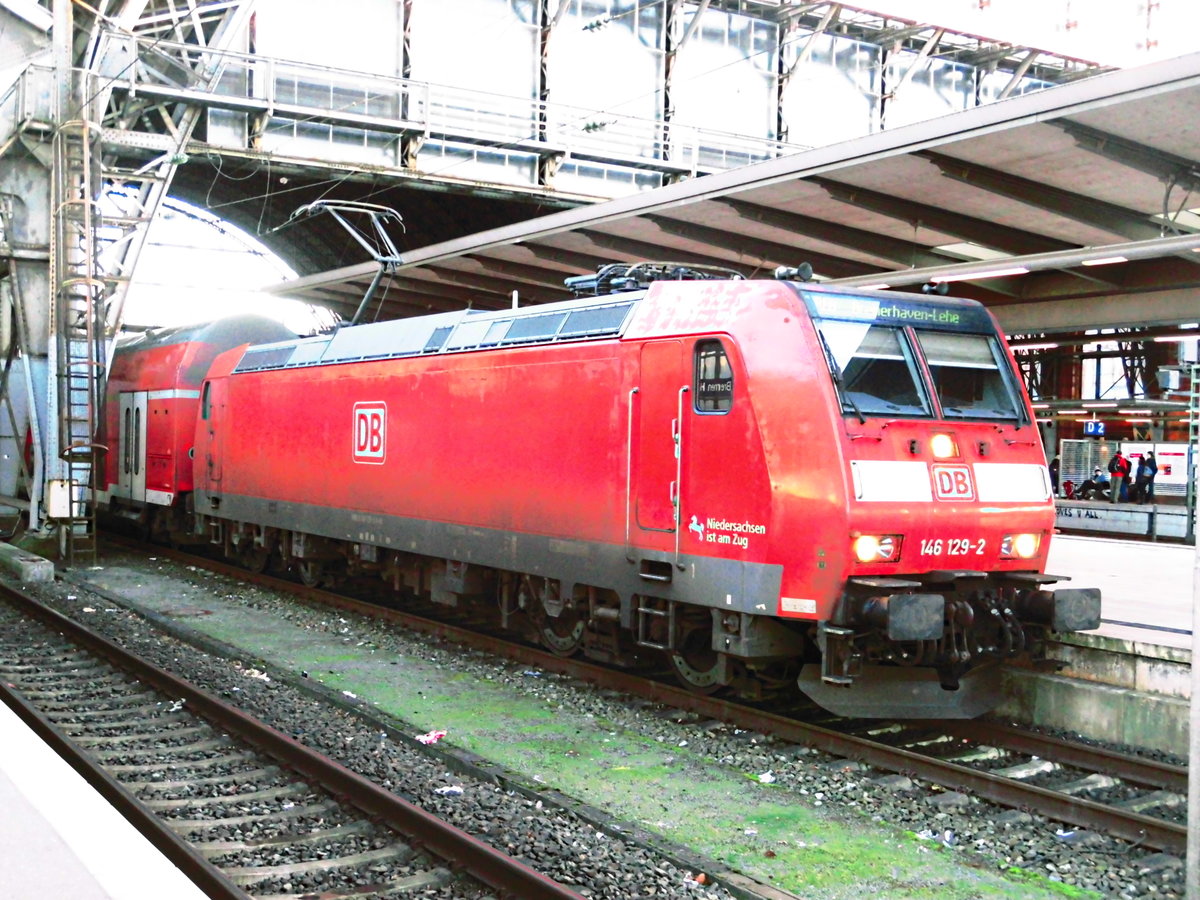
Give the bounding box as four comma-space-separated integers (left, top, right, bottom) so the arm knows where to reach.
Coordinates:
817, 331, 866, 425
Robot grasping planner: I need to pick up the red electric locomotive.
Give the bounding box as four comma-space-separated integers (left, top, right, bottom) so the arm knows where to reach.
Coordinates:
154, 264, 1093, 718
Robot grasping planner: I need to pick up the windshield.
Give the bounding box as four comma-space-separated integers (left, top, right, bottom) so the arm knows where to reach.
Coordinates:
814, 318, 1025, 422
916, 331, 1022, 421
816, 320, 931, 417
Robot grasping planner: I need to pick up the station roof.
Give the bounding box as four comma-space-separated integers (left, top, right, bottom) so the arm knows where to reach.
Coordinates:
274, 51, 1200, 339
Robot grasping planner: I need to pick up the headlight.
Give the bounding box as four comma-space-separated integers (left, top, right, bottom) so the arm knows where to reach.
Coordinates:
853, 534, 902, 563
1000, 532, 1041, 559
930, 433, 958, 459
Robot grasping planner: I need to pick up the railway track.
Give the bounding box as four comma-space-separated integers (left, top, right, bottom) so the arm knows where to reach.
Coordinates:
0, 583, 584, 900
53, 537, 1188, 887
92, 538, 1189, 860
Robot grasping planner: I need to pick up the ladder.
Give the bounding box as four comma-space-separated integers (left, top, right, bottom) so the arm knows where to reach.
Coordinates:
51, 114, 106, 565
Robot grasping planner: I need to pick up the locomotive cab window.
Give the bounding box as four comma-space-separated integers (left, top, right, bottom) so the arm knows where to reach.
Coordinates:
694, 340, 733, 412
915, 331, 1022, 421
815, 321, 930, 417
201, 382, 212, 420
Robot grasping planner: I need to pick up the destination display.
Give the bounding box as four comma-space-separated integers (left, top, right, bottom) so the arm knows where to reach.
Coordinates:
800, 290, 995, 332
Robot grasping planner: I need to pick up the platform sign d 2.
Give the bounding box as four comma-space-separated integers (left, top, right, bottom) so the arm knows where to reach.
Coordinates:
1083, 420, 1105, 437
352, 402, 387, 464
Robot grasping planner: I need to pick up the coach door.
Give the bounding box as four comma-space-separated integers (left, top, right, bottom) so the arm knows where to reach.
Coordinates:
117, 391, 147, 502
633, 340, 685, 534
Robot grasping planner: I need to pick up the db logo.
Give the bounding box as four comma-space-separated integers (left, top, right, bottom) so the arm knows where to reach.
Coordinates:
352, 402, 386, 464
931, 464, 974, 501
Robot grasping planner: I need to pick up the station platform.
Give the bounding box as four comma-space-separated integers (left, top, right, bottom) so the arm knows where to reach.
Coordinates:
1053, 497, 1192, 542
1046, 533, 1193, 650
0, 699, 208, 900
996, 532, 1194, 755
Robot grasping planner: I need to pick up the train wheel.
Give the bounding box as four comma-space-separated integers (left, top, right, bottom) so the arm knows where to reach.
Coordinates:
668, 622, 721, 694
240, 544, 271, 574
297, 559, 326, 587
541, 607, 585, 657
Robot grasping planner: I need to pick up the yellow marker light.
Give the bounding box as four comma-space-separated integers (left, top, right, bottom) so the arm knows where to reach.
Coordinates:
930, 433, 958, 458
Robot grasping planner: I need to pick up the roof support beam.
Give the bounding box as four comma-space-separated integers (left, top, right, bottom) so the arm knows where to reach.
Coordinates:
993, 285, 1200, 334
714, 197, 962, 268
829, 231, 1200, 291
644, 213, 880, 279
782, 2, 840, 77
461, 254, 574, 289
423, 264, 549, 300
518, 242, 612, 272
1055, 121, 1200, 195
997, 50, 1038, 100
919, 150, 1164, 242
373, 295, 468, 317
575, 229, 751, 271
810, 176, 1073, 256
383, 275, 492, 307
885, 27, 945, 100
875, 23, 939, 45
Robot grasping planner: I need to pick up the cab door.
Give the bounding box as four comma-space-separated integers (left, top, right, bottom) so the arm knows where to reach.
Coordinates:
200, 379, 223, 489
634, 340, 685, 533
117, 391, 147, 502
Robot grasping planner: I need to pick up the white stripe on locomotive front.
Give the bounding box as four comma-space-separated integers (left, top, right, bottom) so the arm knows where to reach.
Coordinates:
851, 460, 1051, 503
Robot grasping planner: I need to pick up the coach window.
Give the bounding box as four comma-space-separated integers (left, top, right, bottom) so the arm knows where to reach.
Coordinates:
694, 340, 733, 412
122, 407, 131, 474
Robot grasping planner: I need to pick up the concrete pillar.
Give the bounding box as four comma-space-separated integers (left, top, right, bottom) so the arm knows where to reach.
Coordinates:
0, 9, 59, 532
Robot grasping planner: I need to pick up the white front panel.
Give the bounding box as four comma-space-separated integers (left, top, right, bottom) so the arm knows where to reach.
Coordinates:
973, 463, 1052, 503
850, 460, 933, 502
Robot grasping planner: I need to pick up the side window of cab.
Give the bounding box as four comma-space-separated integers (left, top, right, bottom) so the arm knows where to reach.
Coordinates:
694, 340, 733, 413
201, 381, 212, 420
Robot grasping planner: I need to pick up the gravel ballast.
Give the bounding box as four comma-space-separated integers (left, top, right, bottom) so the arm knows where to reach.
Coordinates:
18, 548, 1186, 900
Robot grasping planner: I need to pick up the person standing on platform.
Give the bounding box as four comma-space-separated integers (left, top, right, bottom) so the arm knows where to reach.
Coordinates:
1133, 455, 1148, 503
1140, 451, 1158, 504
1049, 456, 1060, 496
1107, 450, 1130, 503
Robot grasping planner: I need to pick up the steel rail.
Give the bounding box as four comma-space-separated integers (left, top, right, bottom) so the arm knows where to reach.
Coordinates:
0, 582, 585, 900
936, 720, 1188, 794
87, 541, 1189, 855
0, 674, 248, 900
